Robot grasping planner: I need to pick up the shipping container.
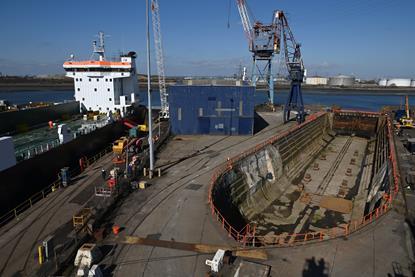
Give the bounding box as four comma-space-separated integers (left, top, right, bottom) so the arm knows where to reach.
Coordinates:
168, 86, 255, 135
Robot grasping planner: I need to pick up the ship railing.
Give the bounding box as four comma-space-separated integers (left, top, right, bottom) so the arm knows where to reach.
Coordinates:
0, 145, 113, 228
15, 138, 61, 162
208, 112, 400, 247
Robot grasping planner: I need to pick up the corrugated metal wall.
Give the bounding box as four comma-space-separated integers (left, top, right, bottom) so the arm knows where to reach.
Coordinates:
168, 86, 255, 135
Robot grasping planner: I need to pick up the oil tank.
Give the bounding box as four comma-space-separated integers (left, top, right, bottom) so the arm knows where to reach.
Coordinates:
168, 85, 255, 135
328, 75, 355, 86
378, 79, 388, 86
386, 78, 411, 87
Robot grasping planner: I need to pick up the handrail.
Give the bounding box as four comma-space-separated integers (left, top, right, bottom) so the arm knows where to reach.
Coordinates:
208, 112, 399, 247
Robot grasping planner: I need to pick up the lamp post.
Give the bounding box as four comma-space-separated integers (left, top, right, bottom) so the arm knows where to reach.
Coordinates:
146, 0, 154, 178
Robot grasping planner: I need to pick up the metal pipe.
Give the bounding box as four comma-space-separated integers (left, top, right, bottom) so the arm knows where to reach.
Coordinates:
146, 0, 154, 177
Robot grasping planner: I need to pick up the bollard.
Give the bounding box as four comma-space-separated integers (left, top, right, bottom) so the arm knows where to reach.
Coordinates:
38, 245, 45, 265
303, 173, 312, 183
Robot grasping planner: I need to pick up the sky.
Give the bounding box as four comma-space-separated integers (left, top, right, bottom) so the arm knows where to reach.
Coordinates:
0, 0, 414, 79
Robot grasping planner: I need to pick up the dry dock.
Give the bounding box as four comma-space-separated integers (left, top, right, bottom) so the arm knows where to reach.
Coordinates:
0, 110, 413, 276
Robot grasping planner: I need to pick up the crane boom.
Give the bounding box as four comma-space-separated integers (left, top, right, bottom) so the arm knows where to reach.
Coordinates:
151, 0, 169, 119
236, 0, 254, 48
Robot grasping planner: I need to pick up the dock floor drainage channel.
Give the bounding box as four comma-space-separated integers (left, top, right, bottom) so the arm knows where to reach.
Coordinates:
185, 184, 203, 191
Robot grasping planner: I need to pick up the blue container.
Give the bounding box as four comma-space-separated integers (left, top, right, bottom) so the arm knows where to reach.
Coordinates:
168, 86, 255, 135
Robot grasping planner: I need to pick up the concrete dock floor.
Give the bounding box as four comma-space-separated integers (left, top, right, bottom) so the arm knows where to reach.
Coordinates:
0, 111, 413, 276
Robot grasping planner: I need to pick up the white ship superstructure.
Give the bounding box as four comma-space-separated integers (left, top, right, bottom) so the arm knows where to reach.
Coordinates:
63, 32, 139, 116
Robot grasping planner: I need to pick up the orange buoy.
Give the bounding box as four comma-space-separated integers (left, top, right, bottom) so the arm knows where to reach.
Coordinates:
112, 225, 120, 235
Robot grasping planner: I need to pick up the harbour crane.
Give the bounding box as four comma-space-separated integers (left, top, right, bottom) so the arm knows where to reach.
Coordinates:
151, 0, 169, 119
235, 1, 305, 123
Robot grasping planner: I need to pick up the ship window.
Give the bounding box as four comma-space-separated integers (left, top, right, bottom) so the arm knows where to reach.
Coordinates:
199, 108, 203, 117
109, 98, 112, 101
178, 108, 182, 121
107, 107, 109, 110
89, 78, 91, 82
80, 78, 82, 81
94, 88, 97, 92
105, 78, 108, 82
107, 88, 110, 92
121, 73, 124, 76
77, 88, 80, 91
97, 79, 99, 82
110, 79, 112, 82
82, 98, 85, 101
76, 78, 78, 81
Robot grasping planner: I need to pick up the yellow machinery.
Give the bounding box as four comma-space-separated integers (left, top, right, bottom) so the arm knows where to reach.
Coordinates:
399, 95, 414, 128
112, 137, 128, 154
137, 124, 148, 132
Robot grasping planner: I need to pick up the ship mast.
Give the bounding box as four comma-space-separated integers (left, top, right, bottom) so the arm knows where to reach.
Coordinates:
93, 31, 106, 61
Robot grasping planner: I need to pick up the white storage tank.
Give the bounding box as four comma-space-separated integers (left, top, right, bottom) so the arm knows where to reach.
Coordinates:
378, 79, 388, 86
305, 76, 328, 85
328, 75, 355, 86
386, 78, 411, 87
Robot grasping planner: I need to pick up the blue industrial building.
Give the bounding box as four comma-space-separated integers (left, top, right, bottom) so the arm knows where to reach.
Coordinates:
168, 86, 255, 135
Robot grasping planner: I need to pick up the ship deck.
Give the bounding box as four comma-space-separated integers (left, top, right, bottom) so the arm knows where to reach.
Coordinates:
0, 111, 413, 276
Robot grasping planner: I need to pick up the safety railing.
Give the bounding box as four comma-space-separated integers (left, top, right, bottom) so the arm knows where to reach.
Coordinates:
0, 145, 113, 228
208, 111, 400, 247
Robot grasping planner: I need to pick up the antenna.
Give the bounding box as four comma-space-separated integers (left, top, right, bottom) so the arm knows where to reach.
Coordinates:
93, 31, 106, 61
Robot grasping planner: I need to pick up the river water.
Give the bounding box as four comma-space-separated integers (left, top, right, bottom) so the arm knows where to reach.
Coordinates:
0, 89, 412, 111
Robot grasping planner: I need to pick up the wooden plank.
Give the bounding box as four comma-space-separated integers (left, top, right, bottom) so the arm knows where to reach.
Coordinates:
319, 196, 353, 214
119, 235, 268, 260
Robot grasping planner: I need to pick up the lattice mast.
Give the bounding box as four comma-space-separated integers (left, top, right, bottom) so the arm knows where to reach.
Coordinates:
151, 0, 169, 119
